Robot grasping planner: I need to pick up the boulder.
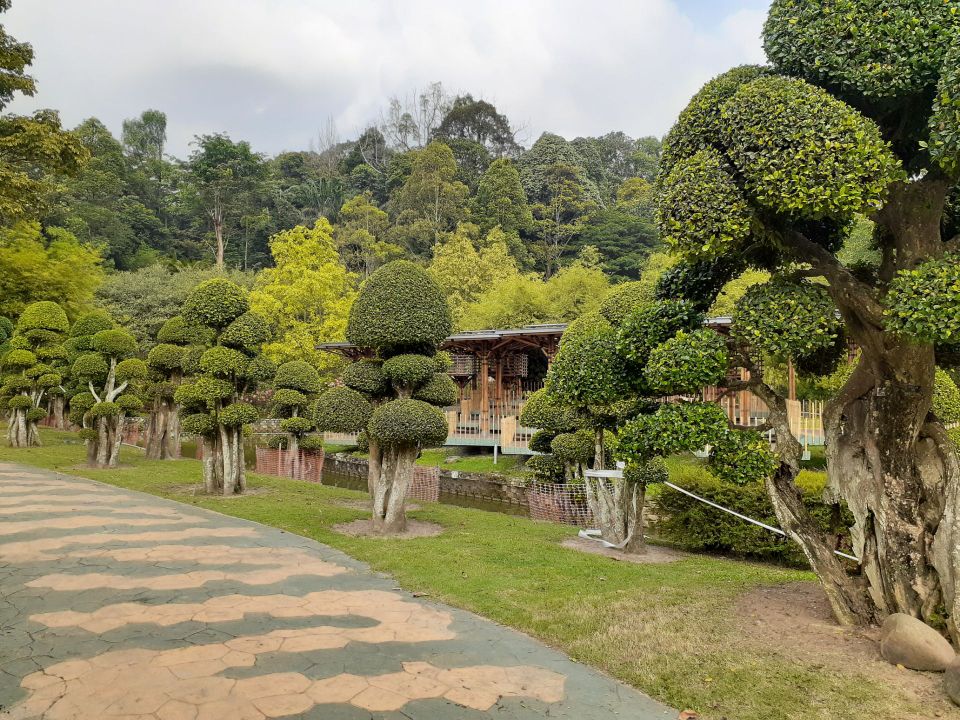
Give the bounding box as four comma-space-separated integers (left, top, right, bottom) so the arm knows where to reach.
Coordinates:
945, 657, 960, 706
879, 613, 955, 672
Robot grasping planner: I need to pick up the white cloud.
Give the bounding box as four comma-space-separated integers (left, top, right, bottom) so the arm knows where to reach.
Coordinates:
5, 0, 768, 156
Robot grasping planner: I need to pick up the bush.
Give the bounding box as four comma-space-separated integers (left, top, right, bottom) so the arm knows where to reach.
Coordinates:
244, 355, 276, 383
528, 429, 556, 454
88, 401, 120, 419
934, 368, 960, 424
69, 310, 113, 337
91, 329, 137, 358
597, 282, 649, 327
219, 402, 259, 427
524, 454, 566, 483
617, 299, 702, 367
3, 349, 37, 369
71, 352, 109, 380
272, 388, 307, 409
220, 312, 270, 354
654, 469, 851, 566
274, 360, 321, 393
314, 386, 372, 433
17, 301, 69, 333
280, 416, 315, 435
115, 358, 148, 382
551, 430, 595, 464
300, 435, 324, 452
644, 329, 728, 395
519, 388, 578, 432
157, 315, 210, 346
412, 372, 458, 407
6, 395, 32, 410
343, 359, 390, 396
199, 346, 249, 378
183, 278, 249, 329
346, 260, 452, 354
381, 353, 436, 388
117, 394, 144, 414
148, 343, 185, 372
367, 398, 448, 447
181, 412, 217, 436
623, 456, 668, 487
25, 407, 46, 423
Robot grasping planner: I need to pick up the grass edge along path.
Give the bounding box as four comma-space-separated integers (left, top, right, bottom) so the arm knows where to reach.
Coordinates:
0, 430, 930, 720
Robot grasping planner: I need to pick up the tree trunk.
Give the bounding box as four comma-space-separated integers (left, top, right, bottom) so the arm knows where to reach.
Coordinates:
584, 475, 646, 554
215, 220, 225, 271
202, 436, 222, 494
145, 398, 181, 460
370, 445, 416, 534
6, 408, 33, 448
217, 424, 245, 495
51, 396, 66, 430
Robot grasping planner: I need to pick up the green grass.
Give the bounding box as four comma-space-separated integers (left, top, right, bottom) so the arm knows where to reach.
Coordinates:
0, 430, 929, 720
415, 447, 522, 475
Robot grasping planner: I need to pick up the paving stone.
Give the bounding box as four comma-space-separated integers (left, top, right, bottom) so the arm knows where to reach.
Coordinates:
0, 463, 675, 720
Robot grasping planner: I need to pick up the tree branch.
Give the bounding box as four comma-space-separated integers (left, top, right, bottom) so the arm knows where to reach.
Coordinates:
88, 381, 101, 403
781, 229, 885, 327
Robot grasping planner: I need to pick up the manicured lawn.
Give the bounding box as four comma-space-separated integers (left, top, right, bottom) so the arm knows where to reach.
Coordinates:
415, 447, 522, 475
0, 430, 927, 720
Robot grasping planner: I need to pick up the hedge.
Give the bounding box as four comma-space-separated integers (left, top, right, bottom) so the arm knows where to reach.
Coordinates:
654, 468, 852, 567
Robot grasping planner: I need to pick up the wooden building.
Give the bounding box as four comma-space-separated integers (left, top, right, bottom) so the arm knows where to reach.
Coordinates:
318, 321, 824, 454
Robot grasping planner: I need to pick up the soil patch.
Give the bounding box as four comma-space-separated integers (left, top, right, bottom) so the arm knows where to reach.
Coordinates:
332, 499, 421, 512
736, 582, 954, 717
561, 537, 688, 564
333, 518, 442, 539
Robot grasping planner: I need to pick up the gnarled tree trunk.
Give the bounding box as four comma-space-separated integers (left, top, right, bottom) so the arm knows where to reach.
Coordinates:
369, 444, 416, 534
145, 397, 181, 460
584, 476, 646, 553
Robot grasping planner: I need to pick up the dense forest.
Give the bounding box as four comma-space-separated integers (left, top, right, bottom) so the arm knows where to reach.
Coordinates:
0, 1, 667, 376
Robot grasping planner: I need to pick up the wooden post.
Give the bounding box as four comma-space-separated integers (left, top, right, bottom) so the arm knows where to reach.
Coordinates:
787, 359, 797, 401
480, 352, 490, 437
739, 367, 752, 426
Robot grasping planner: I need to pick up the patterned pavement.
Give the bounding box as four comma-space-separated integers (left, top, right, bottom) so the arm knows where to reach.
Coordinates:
0, 462, 674, 719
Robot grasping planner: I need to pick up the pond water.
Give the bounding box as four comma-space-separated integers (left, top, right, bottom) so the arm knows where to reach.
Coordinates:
178, 438, 528, 517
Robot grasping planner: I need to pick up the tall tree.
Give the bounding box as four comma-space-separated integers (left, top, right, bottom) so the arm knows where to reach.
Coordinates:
380, 82, 451, 150
471, 158, 532, 263
334, 192, 399, 277
0, 0, 87, 225
183, 134, 268, 269
517, 132, 599, 206
249, 219, 357, 375
121, 109, 168, 215
433, 94, 520, 157
314, 261, 454, 534
389, 141, 468, 257
656, 1, 960, 633
530, 163, 598, 277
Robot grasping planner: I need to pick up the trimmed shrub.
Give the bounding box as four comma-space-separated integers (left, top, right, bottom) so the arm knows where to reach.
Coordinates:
219, 402, 259, 427
148, 343, 185, 372
17, 301, 69, 333
183, 278, 249, 329
551, 430, 595, 464
274, 360, 322, 393
272, 388, 307, 409
220, 312, 271, 354
528, 429, 556, 454
69, 310, 113, 338
367, 399, 448, 447
382, 353, 436, 388
91, 329, 137, 358
412, 373, 459, 407
181, 413, 217, 436
280, 416, 315, 435
343, 359, 390, 396
314, 386, 373, 433
115, 358, 149, 382
199, 346, 249, 379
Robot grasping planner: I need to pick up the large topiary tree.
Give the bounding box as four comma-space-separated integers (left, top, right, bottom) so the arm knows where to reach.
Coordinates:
1, 302, 68, 447
314, 260, 454, 534
174, 278, 273, 495
143, 316, 207, 460
271, 359, 322, 476
655, 1, 960, 633
67, 311, 147, 468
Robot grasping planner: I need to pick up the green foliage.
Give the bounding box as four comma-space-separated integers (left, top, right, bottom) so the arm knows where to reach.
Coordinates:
550, 430, 595, 464
367, 398, 448, 448
929, 40, 960, 177
645, 329, 728, 395
147, 343, 184, 372
271, 388, 307, 409
157, 315, 206, 346
763, 0, 959, 102
219, 402, 259, 427
116, 394, 144, 414
199, 346, 248, 378
69, 310, 113, 338
655, 255, 745, 314
886, 254, 960, 343
660, 65, 768, 176
6, 395, 31, 410
655, 469, 849, 565
36, 372, 61, 389
523, 453, 566, 483
657, 148, 752, 259
280, 416, 315, 436
71, 352, 108, 380
342, 360, 390, 397
549, 320, 629, 409
347, 260, 452, 355
187, 376, 234, 405
472, 158, 532, 238
17, 301, 70, 334
91, 329, 137, 358
617, 299, 702, 368
181, 412, 217, 437
598, 281, 650, 327
88, 401, 120, 419
733, 278, 841, 360
709, 431, 779, 486
274, 360, 322, 393
934, 367, 960, 424
314, 387, 373, 433
623, 457, 668, 487
412, 372, 458, 407
381, 353, 436, 388
3, 348, 36, 369
528, 429, 556, 454
519, 388, 578, 433
243, 355, 276, 383
720, 76, 901, 217
115, 358, 148, 382
220, 312, 271, 355
183, 277, 249, 330
618, 402, 729, 462
24, 407, 45, 423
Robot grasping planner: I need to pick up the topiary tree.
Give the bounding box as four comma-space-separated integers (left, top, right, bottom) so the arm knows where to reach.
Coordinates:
143, 316, 208, 460
655, 0, 960, 633
67, 311, 146, 468
1, 302, 68, 447
314, 260, 453, 534
175, 278, 272, 495
271, 360, 322, 476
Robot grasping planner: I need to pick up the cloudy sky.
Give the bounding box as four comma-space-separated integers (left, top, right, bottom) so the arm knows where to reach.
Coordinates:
5, 0, 769, 157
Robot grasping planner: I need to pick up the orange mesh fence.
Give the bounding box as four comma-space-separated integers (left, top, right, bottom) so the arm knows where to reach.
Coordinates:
254, 447, 325, 483
527, 482, 593, 527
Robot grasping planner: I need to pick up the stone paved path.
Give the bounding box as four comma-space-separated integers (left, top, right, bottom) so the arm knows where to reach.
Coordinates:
0, 463, 675, 719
